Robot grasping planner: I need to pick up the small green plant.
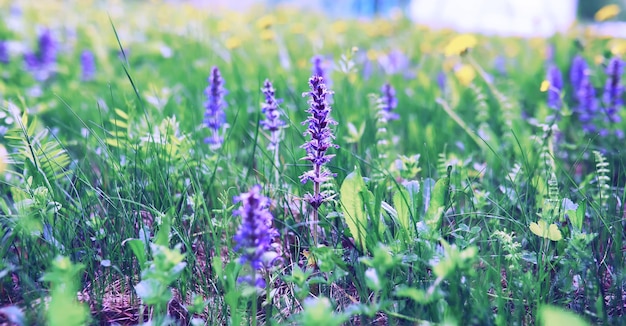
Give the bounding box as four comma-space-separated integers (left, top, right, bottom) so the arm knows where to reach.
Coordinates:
42, 256, 90, 326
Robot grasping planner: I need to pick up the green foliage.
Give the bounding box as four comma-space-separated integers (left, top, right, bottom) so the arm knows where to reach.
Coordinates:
41, 256, 90, 326
1, 2, 625, 325
339, 167, 369, 252
539, 305, 590, 326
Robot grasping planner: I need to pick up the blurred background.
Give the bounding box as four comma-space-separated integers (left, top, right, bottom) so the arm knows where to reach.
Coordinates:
183, 0, 626, 37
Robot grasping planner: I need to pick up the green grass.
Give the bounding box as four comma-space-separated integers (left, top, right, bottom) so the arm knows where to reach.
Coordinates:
0, 1, 624, 325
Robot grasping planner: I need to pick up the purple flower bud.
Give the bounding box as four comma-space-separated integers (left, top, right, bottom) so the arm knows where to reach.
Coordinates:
0, 41, 8, 64
546, 64, 563, 110
570, 55, 587, 96
379, 83, 399, 121
260, 79, 286, 151
300, 75, 338, 209
575, 73, 598, 133
23, 28, 57, 82
437, 71, 446, 92
311, 55, 326, 79
80, 50, 96, 81
38, 28, 57, 68
602, 56, 623, 123
233, 185, 278, 283
203, 66, 228, 149
378, 49, 410, 76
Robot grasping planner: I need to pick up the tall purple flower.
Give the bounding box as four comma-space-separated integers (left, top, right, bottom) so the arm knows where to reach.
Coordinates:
260, 79, 286, 151
546, 64, 563, 110
437, 71, 446, 92
300, 75, 338, 244
38, 29, 56, 67
311, 55, 326, 80
575, 73, 598, 133
233, 185, 278, 287
602, 57, 623, 125
0, 41, 8, 64
203, 66, 228, 149
80, 50, 96, 81
570, 55, 587, 98
24, 28, 57, 81
379, 83, 399, 121
378, 49, 410, 77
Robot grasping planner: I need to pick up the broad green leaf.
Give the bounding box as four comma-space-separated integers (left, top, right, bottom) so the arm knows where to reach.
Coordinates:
393, 188, 411, 234
571, 201, 586, 231
539, 305, 589, 326
340, 168, 367, 252
529, 219, 563, 241
425, 174, 450, 231
114, 108, 129, 120
394, 286, 432, 304
125, 239, 147, 268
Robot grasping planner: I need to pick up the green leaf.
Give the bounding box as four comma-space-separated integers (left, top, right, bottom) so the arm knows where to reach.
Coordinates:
425, 173, 450, 232
393, 188, 411, 235
572, 201, 585, 231
340, 167, 368, 252
125, 239, 147, 269
539, 305, 589, 326
394, 286, 432, 304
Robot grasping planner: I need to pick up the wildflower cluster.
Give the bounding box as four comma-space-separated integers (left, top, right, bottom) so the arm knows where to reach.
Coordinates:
570, 55, 597, 133
300, 75, 338, 210
545, 64, 563, 111
602, 57, 624, 137
0, 41, 8, 64
233, 185, 279, 287
260, 79, 286, 151
203, 66, 228, 149
80, 50, 96, 82
24, 28, 57, 81
378, 83, 399, 121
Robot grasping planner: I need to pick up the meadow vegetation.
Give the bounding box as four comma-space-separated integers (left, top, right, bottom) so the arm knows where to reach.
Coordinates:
0, 1, 624, 325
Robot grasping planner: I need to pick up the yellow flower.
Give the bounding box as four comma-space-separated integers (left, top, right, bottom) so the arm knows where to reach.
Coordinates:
420, 42, 432, 55
331, 20, 348, 34
454, 64, 475, 86
366, 49, 379, 61
540, 80, 550, 92
225, 37, 242, 50
610, 39, 626, 55
297, 58, 307, 68
529, 219, 563, 241
0, 144, 7, 175
290, 23, 305, 34
260, 30, 275, 41
595, 54, 605, 65
217, 21, 230, 33
595, 4, 620, 22
444, 34, 477, 57
256, 14, 275, 30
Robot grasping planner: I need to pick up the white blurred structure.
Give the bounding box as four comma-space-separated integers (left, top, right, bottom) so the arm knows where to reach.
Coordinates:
409, 0, 578, 37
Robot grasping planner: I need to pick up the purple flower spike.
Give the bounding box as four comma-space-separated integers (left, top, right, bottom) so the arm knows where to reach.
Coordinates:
379, 83, 399, 121
233, 185, 278, 286
0, 41, 8, 64
602, 56, 623, 124
80, 50, 96, 81
24, 28, 57, 81
546, 64, 563, 110
576, 73, 598, 133
311, 55, 325, 79
570, 55, 587, 96
38, 29, 57, 68
437, 71, 446, 92
203, 66, 228, 149
300, 75, 338, 209
260, 79, 286, 151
